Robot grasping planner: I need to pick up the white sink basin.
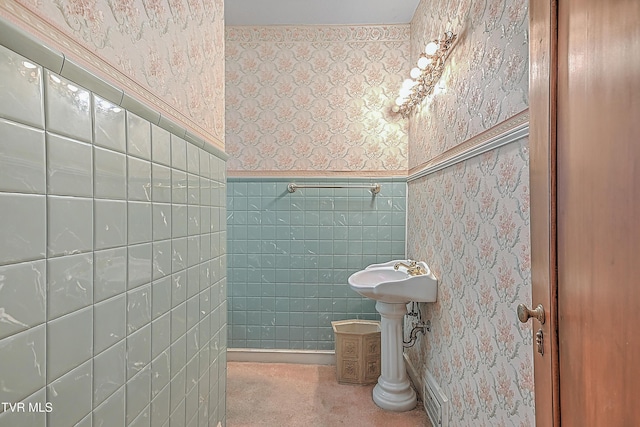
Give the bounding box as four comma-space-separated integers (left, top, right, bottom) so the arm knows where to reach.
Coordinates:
348, 260, 438, 304
348, 260, 439, 411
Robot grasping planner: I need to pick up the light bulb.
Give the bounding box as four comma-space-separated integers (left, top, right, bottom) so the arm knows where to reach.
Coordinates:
417, 56, 432, 70
410, 67, 421, 79
391, 105, 400, 113
402, 79, 417, 89
425, 41, 439, 56
399, 87, 412, 98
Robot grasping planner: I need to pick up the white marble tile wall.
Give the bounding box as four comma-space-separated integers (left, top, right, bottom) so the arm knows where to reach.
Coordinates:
0, 44, 228, 427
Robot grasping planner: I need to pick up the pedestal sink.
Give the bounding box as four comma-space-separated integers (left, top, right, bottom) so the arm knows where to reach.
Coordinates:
348, 260, 438, 412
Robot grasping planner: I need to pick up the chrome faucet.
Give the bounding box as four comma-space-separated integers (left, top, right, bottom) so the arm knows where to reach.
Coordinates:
393, 260, 426, 276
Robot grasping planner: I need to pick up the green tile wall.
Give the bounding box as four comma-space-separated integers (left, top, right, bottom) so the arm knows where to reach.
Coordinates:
227, 178, 406, 350
0, 42, 227, 426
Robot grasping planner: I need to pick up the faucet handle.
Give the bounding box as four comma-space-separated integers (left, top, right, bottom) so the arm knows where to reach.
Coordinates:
393, 260, 424, 275
411, 265, 427, 275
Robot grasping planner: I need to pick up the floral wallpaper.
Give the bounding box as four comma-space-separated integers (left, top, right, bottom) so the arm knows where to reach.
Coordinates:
225, 25, 409, 175
408, 0, 529, 170
407, 138, 534, 426
405, 0, 533, 425
0, 0, 225, 148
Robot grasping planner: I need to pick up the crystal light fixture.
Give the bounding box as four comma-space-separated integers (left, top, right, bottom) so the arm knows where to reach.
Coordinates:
392, 31, 457, 118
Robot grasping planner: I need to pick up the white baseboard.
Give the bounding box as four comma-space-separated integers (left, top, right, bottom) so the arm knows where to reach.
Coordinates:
404, 352, 424, 401
227, 348, 336, 365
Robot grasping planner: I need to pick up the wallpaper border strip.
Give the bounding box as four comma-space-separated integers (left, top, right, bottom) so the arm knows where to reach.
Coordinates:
225, 24, 411, 43
227, 170, 408, 178
0, 5, 226, 157
407, 109, 530, 182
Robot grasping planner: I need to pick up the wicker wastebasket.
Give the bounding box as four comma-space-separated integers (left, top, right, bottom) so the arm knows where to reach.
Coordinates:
332, 320, 381, 385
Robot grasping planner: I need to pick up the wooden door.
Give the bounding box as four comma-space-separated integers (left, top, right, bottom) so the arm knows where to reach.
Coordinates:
529, 0, 559, 424
530, 0, 640, 425
556, 0, 640, 424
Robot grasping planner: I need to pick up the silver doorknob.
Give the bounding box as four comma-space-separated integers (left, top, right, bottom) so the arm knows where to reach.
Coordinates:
517, 303, 545, 324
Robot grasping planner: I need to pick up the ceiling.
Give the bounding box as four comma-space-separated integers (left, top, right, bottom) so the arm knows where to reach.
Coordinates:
224, 0, 421, 26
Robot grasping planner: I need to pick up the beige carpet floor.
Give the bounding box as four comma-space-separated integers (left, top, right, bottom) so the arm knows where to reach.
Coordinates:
226, 362, 430, 427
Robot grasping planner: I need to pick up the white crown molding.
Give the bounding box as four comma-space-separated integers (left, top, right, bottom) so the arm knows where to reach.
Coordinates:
408, 109, 529, 182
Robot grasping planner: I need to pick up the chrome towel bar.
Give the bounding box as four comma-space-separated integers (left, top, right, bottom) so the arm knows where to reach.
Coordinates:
287, 183, 381, 195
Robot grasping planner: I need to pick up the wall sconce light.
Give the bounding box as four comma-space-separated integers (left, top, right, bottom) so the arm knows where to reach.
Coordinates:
392, 31, 457, 118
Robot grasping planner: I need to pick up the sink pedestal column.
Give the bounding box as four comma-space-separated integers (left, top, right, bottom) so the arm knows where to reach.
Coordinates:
372, 301, 416, 411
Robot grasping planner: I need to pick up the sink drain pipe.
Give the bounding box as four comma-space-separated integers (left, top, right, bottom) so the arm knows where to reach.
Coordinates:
403, 302, 430, 348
